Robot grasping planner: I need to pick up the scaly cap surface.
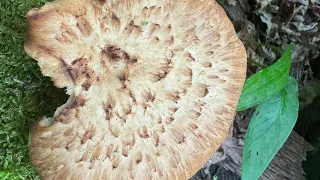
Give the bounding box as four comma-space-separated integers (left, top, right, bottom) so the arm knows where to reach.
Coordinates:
25, 0, 247, 179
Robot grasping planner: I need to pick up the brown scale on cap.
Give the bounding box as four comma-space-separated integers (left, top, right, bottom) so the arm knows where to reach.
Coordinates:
25, 0, 246, 179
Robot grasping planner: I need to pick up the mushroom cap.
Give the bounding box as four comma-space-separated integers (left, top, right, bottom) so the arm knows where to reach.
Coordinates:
25, 0, 246, 179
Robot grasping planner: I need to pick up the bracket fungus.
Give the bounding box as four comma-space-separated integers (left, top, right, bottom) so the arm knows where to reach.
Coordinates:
25, 0, 246, 179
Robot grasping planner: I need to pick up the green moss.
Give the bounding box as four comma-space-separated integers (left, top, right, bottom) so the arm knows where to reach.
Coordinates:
0, 0, 67, 179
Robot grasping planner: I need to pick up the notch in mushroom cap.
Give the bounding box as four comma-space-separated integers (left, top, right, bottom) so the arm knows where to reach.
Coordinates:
25, 0, 246, 179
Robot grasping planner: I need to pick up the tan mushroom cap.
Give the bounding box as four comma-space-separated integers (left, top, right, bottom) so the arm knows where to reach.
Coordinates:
25, 0, 246, 179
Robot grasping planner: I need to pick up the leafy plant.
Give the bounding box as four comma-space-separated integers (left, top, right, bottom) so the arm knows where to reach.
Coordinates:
238, 44, 299, 180
242, 77, 298, 179
237, 44, 293, 111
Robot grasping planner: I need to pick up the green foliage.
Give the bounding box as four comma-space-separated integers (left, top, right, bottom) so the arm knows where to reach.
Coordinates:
0, 0, 67, 179
242, 77, 299, 180
0, 163, 40, 180
239, 44, 300, 180
141, 20, 149, 26
236, 43, 293, 111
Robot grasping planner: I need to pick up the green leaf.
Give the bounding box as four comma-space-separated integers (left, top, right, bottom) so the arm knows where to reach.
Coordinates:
141, 20, 149, 26
242, 77, 299, 180
236, 43, 294, 111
